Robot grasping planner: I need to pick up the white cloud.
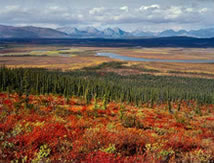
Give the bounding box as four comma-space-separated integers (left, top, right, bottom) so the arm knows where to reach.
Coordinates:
49, 6, 60, 10
199, 8, 208, 13
186, 8, 194, 12
89, 7, 105, 15
120, 6, 128, 12
165, 6, 182, 19
78, 14, 83, 19
139, 4, 160, 11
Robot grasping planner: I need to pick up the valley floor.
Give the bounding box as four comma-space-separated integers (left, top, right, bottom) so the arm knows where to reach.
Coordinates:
0, 45, 214, 79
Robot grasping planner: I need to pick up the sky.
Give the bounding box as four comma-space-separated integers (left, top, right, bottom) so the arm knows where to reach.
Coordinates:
0, 0, 213, 32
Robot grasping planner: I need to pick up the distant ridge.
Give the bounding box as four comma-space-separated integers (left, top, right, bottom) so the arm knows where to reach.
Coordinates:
0, 25, 69, 38
57, 26, 131, 38
0, 24, 214, 39
1, 37, 214, 48
58, 26, 214, 38
158, 28, 214, 38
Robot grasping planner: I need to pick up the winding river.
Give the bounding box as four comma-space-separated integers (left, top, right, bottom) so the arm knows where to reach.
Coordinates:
96, 52, 214, 63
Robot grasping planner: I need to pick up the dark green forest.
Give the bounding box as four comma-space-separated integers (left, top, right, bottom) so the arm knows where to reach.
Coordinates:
0, 65, 214, 105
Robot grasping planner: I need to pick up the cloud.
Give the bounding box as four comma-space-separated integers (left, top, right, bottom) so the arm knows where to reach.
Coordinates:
120, 6, 129, 12
0, 5, 83, 26
186, 8, 194, 12
139, 4, 160, 11
199, 8, 208, 13
165, 6, 182, 19
5, 5, 20, 11
89, 7, 105, 15
0, 1, 213, 31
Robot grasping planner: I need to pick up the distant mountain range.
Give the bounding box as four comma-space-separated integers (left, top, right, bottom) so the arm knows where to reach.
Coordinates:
57, 26, 214, 38
0, 24, 214, 39
56, 26, 131, 38
158, 28, 214, 38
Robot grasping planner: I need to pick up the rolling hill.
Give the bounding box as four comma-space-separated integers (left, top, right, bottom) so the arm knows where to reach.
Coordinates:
0, 25, 69, 38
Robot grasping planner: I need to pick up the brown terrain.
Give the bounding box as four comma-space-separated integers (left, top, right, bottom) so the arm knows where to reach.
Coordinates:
0, 45, 214, 78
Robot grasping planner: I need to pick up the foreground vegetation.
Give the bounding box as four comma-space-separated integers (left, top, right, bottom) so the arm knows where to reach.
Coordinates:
0, 92, 214, 162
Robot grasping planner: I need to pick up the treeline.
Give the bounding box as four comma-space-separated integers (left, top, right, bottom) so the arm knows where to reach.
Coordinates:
0, 66, 214, 105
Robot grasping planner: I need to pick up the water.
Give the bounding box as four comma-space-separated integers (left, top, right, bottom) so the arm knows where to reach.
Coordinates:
32, 50, 48, 52
97, 53, 214, 63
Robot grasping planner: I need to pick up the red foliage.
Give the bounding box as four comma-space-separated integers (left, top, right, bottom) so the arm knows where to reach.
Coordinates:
23, 123, 67, 147
0, 114, 19, 132
84, 151, 120, 163
0, 92, 214, 162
